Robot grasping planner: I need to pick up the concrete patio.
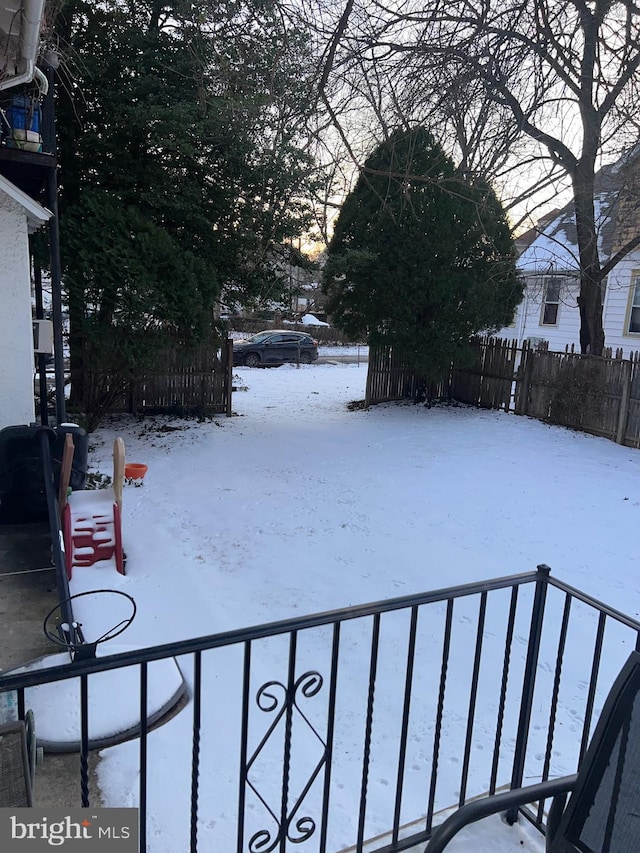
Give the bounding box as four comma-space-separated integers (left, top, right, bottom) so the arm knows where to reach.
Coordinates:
0, 522, 102, 807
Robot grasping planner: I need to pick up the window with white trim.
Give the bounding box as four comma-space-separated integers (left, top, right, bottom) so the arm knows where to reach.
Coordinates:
628, 272, 640, 334
541, 277, 561, 326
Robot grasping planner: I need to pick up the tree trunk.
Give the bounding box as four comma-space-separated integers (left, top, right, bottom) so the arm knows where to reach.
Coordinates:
572, 159, 605, 356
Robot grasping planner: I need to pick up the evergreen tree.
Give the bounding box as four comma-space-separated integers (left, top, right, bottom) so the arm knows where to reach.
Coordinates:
52, 0, 317, 416
322, 127, 522, 377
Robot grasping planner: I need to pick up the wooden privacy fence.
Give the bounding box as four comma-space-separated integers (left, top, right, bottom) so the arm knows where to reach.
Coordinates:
75, 339, 234, 421
365, 338, 518, 411
366, 337, 640, 449
365, 346, 449, 405
517, 347, 640, 447
132, 338, 233, 416
449, 336, 519, 411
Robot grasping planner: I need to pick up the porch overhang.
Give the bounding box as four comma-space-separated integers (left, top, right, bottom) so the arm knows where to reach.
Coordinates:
0, 171, 51, 230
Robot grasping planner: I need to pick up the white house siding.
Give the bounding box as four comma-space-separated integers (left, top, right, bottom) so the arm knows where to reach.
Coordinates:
0, 192, 35, 428
496, 257, 640, 357
603, 254, 640, 354
497, 275, 581, 350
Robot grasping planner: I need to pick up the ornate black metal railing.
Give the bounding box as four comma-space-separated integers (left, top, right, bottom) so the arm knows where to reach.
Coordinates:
1, 566, 639, 852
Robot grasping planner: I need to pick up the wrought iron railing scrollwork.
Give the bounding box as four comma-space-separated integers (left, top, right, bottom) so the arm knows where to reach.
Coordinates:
245, 670, 327, 853
3, 568, 640, 851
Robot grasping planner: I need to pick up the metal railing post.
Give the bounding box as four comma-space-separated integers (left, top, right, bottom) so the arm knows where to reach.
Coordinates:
38, 427, 74, 629
506, 564, 551, 824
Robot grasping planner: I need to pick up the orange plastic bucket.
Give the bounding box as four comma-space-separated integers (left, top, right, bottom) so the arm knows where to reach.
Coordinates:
124, 463, 148, 481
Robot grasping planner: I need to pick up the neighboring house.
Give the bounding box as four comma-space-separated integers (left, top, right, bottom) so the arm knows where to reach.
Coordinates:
0, 0, 53, 429
496, 154, 640, 356
291, 281, 328, 319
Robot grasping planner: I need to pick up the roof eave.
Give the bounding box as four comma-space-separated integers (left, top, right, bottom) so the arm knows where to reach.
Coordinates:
0, 173, 52, 231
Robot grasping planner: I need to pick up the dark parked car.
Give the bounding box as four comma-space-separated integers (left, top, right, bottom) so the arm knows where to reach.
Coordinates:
233, 330, 319, 367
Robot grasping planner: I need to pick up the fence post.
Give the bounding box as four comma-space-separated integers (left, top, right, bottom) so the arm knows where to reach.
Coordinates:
128, 380, 137, 416
615, 359, 632, 445
514, 345, 532, 416
225, 339, 233, 417
364, 349, 373, 407
506, 563, 550, 824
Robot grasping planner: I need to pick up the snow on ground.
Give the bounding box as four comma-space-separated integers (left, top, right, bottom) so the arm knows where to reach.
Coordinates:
70, 362, 640, 852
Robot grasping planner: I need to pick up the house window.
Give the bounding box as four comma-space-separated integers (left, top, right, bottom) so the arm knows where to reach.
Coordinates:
541, 277, 561, 325
628, 273, 640, 334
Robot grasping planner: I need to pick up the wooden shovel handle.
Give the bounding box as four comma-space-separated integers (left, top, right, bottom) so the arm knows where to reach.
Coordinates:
113, 437, 125, 511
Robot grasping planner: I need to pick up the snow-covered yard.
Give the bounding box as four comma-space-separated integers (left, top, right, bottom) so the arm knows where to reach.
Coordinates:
64, 362, 639, 852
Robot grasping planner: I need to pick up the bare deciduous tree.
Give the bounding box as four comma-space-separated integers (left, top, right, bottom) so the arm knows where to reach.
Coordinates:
309, 0, 640, 354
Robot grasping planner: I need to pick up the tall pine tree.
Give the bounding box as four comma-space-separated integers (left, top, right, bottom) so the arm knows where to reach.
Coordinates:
323, 127, 522, 377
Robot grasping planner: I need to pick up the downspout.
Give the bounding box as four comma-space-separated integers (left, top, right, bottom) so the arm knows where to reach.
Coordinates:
517, 286, 528, 347
33, 65, 48, 95
0, 59, 34, 92
0, 63, 50, 95
0, 0, 47, 93
42, 59, 66, 424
